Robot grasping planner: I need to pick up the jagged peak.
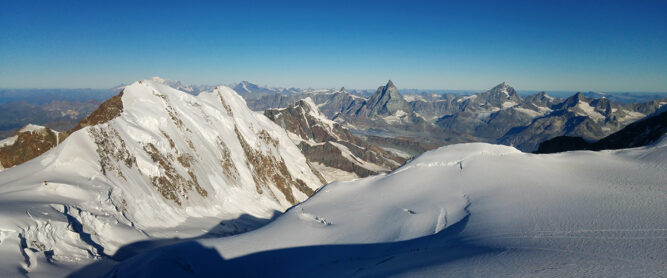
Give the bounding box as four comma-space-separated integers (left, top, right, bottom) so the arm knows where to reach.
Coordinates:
568, 92, 587, 102
490, 81, 511, 91
69, 90, 124, 133
487, 82, 519, 100
298, 97, 318, 110
375, 80, 401, 98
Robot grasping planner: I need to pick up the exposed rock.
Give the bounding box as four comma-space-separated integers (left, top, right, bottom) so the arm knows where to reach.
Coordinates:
70, 91, 124, 133
234, 126, 313, 204
0, 125, 66, 170
535, 108, 667, 153
143, 143, 206, 206
265, 98, 406, 181
89, 125, 136, 179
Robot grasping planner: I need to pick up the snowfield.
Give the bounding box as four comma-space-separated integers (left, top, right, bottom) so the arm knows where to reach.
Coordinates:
104, 139, 666, 277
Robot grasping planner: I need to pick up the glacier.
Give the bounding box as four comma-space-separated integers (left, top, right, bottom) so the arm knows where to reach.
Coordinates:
104, 139, 666, 277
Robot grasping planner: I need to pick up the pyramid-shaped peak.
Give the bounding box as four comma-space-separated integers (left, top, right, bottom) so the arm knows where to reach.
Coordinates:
386, 80, 396, 88
492, 82, 510, 89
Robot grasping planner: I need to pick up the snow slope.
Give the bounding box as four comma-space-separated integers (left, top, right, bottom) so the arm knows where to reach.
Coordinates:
106, 140, 666, 277
0, 79, 323, 277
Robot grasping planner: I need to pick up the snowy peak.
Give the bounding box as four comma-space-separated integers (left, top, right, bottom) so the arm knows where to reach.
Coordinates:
230, 81, 301, 96
232, 80, 259, 95
0, 79, 327, 273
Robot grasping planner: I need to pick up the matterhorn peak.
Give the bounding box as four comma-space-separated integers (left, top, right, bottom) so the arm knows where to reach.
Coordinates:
491, 81, 509, 90
487, 81, 519, 100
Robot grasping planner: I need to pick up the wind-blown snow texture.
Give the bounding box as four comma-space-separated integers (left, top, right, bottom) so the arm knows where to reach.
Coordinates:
0, 79, 323, 277
107, 139, 666, 277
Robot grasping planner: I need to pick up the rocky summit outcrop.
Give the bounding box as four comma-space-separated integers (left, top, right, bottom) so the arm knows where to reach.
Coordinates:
265, 98, 405, 182
352, 80, 413, 118
0, 92, 126, 171
0, 124, 66, 170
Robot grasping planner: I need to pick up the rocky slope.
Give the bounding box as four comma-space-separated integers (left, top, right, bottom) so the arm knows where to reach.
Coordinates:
0, 124, 66, 171
499, 92, 659, 150
536, 107, 667, 153
0, 100, 103, 140
265, 98, 405, 181
241, 80, 665, 153
0, 79, 324, 276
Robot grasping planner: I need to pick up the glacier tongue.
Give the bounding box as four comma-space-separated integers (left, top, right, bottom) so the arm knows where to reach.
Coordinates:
0, 79, 324, 276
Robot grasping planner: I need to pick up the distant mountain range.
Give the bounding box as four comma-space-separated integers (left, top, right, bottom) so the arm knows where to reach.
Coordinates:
536, 106, 667, 153
1, 78, 665, 153
0, 78, 664, 277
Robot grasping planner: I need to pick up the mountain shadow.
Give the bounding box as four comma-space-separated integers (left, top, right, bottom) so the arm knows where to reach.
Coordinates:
90, 215, 503, 277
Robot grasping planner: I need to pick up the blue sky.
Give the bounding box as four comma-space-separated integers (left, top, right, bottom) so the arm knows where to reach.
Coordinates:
1, 0, 666, 91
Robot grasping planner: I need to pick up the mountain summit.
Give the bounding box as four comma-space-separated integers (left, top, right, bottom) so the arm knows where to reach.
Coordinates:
353, 80, 412, 118
0, 79, 324, 275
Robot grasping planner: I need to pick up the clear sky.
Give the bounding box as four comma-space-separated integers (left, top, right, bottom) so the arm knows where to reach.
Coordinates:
1, 0, 666, 92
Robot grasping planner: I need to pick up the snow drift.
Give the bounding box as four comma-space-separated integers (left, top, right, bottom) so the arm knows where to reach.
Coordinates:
106, 139, 666, 277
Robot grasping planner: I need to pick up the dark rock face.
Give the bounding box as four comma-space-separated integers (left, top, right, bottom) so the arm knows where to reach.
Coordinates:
499, 92, 666, 151
352, 80, 413, 118
0, 91, 126, 171
0, 125, 65, 169
70, 91, 124, 133
265, 99, 406, 179
535, 109, 667, 153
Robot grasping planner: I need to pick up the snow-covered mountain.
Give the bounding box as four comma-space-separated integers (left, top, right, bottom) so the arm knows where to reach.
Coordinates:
230, 81, 301, 97
0, 79, 324, 277
338, 80, 425, 126
114, 77, 218, 96
264, 98, 405, 181
103, 139, 667, 277
536, 105, 667, 153
499, 92, 659, 150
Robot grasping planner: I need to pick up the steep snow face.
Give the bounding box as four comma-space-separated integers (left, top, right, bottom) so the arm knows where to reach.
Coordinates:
575, 100, 607, 121
0, 80, 323, 276
108, 141, 666, 277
